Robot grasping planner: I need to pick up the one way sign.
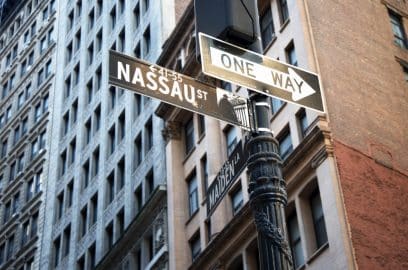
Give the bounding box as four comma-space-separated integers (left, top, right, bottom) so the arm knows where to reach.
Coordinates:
199, 33, 325, 113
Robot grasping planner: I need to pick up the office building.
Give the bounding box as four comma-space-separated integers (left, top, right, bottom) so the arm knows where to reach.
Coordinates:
0, 0, 56, 269
155, 1, 407, 269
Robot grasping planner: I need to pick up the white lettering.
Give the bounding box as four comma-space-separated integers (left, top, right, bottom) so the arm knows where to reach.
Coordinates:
118, 62, 130, 82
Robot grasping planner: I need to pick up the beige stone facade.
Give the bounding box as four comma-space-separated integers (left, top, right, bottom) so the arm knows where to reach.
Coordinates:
155, 0, 408, 269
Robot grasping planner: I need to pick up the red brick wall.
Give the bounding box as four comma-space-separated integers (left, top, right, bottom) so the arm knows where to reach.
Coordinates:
334, 140, 408, 269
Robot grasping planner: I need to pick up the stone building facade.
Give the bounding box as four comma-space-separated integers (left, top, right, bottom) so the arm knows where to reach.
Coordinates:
0, 0, 56, 269
155, 0, 408, 269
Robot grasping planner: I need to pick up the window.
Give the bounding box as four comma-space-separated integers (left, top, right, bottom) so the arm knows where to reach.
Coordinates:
63, 225, 71, 256
90, 194, 98, 225
225, 126, 237, 156
134, 43, 141, 59
108, 125, 116, 154
198, 115, 205, 136
96, 66, 102, 90
10, 73, 16, 90
87, 43, 94, 66
21, 221, 30, 246
116, 209, 125, 237
278, 0, 289, 24
14, 126, 21, 144
310, 189, 328, 248
143, 0, 150, 12
231, 186, 243, 214
190, 234, 201, 261
88, 9, 95, 31
27, 171, 42, 201
184, 117, 194, 154
145, 169, 154, 196
18, 92, 25, 109
110, 6, 116, 30
105, 223, 114, 250
68, 11, 74, 32
261, 8, 275, 49
3, 201, 11, 223
134, 134, 142, 168
75, 30, 81, 51
74, 64, 80, 85
63, 112, 69, 135
271, 97, 284, 114
134, 186, 142, 213
40, 36, 47, 53
119, 111, 125, 141
145, 118, 153, 154
119, 29, 125, 52
53, 237, 61, 267
76, 0, 82, 17
86, 79, 93, 104
93, 105, 101, 132
9, 162, 16, 182
117, 158, 125, 191
34, 103, 41, 122
85, 119, 91, 145
278, 128, 293, 160
134, 4, 140, 29
69, 139, 76, 164
285, 41, 297, 66
0, 243, 4, 265
66, 42, 73, 64
6, 235, 14, 261
1, 138, 8, 159
43, 94, 49, 113
80, 207, 87, 237
97, 0, 103, 16
17, 153, 24, 173
287, 211, 304, 268
60, 151, 67, 176
69, 101, 77, 125
67, 181, 73, 208
56, 192, 64, 220
143, 26, 151, 56
106, 172, 115, 204
12, 192, 20, 215
22, 118, 28, 136
389, 10, 407, 49
83, 160, 90, 189
187, 172, 198, 216
200, 155, 208, 193
109, 86, 116, 109
92, 147, 100, 177
96, 30, 102, 52
48, 27, 55, 45
404, 66, 408, 82
297, 109, 308, 139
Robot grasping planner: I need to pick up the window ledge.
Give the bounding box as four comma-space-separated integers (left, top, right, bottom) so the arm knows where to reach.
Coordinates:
279, 18, 291, 33
185, 209, 199, 226
183, 146, 196, 164
270, 102, 288, 123
263, 36, 277, 53
197, 132, 206, 144
307, 242, 329, 264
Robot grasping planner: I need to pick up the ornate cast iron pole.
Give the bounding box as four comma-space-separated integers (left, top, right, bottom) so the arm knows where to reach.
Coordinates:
246, 91, 293, 270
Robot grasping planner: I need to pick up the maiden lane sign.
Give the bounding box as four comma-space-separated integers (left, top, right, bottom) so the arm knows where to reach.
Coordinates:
206, 141, 247, 216
109, 51, 251, 130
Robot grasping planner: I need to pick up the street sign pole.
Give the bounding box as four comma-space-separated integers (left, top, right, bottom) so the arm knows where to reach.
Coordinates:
246, 92, 293, 270
198, 32, 295, 269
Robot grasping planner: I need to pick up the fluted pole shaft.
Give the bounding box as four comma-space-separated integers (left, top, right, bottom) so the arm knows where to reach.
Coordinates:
246, 92, 293, 270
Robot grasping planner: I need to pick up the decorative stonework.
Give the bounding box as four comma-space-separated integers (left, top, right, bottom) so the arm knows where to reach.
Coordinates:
162, 121, 181, 142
